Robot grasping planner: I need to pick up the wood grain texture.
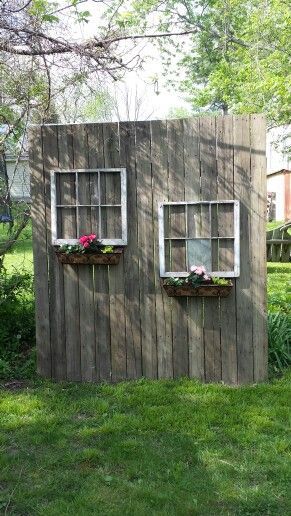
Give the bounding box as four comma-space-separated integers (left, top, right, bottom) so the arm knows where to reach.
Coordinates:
119, 122, 142, 379
184, 118, 204, 381
168, 119, 188, 378
250, 115, 268, 382
30, 116, 267, 385
151, 120, 173, 378
87, 123, 110, 381
28, 126, 51, 377
200, 117, 221, 383
74, 125, 96, 382
217, 116, 238, 385
233, 116, 254, 384
136, 121, 157, 378
103, 123, 126, 381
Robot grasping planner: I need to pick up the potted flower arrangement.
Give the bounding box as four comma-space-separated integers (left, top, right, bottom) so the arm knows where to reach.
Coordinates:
55, 234, 124, 265
162, 265, 233, 297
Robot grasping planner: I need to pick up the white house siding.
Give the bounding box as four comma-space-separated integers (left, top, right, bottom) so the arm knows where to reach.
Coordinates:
267, 174, 285, 221
5, 155, 30, 201
267, 125, 291, 173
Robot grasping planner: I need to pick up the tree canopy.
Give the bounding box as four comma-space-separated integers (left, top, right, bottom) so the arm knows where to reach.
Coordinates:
110, 0, 291, 126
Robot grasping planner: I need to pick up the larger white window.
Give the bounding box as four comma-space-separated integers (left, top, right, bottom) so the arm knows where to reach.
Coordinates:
158, 200, 240, 278
51, 168, 127, 246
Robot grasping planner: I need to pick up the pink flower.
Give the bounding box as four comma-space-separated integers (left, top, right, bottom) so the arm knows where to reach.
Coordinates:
88, 234, 96, 242
191, 265, 206, 276
204, 274, 211, 281
83, 241, 90, 248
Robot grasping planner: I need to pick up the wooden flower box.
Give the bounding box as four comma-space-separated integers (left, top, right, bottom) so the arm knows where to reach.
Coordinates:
55, 247, 123, 265
162, 282, 233, 298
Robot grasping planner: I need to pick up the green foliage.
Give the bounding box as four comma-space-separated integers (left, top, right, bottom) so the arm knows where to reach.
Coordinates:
0, 269, 35, 380
211, 277, 231, 286
58, 243, 84, 254
268, 312, 291, 375
111, 0, 291, 125
101, 246, 114, 254
164, 276, 184, 286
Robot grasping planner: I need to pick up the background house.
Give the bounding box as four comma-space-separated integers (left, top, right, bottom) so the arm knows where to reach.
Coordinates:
267, 125, 291, 221
5, 153, 30, 202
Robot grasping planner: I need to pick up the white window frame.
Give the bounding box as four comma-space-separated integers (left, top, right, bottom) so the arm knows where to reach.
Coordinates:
158, 200, 240, 278
51, 168, 127, 246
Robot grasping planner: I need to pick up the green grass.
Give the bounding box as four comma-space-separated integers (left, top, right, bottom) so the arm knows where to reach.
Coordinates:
0, 220, 33, 273
0, 223, 290, 514
267, 263, 291, 313
0, 374, 291, 515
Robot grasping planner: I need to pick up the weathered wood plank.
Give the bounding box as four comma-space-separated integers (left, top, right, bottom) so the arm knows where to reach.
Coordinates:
103, 123, 126, 381
217, 115, 237, 384
136, 121, 157, 378
44, 125, 67, 381
250, 115, 268, 382
60, 125, 81, 381
119, 122, 142, 379
183, 117, 204, 381
73, 124, 96, 382
151, 119, 173, 378
87, 123, 110, 381
200, 116, 221, 382
28, 126, 51, 377
233, 115, 254, 384
168, 119, 188, 378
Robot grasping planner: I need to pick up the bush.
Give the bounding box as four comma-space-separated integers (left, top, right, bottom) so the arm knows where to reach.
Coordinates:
0, 268, 36, 380
268, 312, 291, 376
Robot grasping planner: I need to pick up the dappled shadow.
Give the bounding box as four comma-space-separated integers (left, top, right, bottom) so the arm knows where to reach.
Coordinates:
0, 377, 290, 514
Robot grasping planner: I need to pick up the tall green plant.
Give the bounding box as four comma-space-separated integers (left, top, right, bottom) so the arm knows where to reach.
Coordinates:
268, 312, 291, 375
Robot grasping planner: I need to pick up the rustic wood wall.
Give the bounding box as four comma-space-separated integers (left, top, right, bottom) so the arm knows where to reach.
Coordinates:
29, 115, 267, 384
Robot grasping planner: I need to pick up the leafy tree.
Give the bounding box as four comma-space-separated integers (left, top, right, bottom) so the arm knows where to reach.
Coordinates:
109, 0, 291, 126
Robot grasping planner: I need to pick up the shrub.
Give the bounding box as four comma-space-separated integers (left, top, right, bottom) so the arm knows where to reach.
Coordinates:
268, 312, 291, 376
0, 268, 36, 380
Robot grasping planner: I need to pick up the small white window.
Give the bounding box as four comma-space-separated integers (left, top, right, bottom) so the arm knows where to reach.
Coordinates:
158, 200, 240, 277
51, 168, 127, 246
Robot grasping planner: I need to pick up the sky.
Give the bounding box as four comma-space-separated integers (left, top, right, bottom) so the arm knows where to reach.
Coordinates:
65, 0, 191, 121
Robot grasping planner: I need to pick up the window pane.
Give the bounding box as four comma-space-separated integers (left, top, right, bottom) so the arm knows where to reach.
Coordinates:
56, 173, 76, 205
218, 239, 234, 271
166, 240, 186, 272
168, 205, 186, 238
187, 239, 211, 272
188, 204, 210, 237
218, 204, 234, 237
100, 207, 122, 239
100, 172, 121, 204
57, 207, 77, 239
78, 172, 98, 205
78, 207, 100, 238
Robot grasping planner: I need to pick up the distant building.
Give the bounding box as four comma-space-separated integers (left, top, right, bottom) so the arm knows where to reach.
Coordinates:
5, 153, 30, 201
267, 125, 291, 221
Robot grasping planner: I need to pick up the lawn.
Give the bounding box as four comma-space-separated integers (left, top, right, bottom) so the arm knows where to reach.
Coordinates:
1, 223, 290, 515
1, 374, 291, 515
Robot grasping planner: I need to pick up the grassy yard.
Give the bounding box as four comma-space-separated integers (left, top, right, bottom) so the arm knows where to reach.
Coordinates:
1, 222, 290, 515
1, 374, 291, 515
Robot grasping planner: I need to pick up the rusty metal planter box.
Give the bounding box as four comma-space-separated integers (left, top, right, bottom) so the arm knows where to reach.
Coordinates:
55, 247, 123, 265
162, 282, 233, 297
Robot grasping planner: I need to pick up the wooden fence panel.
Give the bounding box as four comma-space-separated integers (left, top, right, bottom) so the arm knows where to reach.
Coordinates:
29, 115, 267, 385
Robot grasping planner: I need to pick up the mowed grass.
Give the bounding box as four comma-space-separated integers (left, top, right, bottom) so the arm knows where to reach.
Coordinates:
0, 220, 33, 274
1, 222, 290, 514
1, 374, 291, 516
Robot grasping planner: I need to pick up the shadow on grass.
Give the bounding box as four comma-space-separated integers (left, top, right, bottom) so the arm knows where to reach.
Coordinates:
1, 376, 290, 515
